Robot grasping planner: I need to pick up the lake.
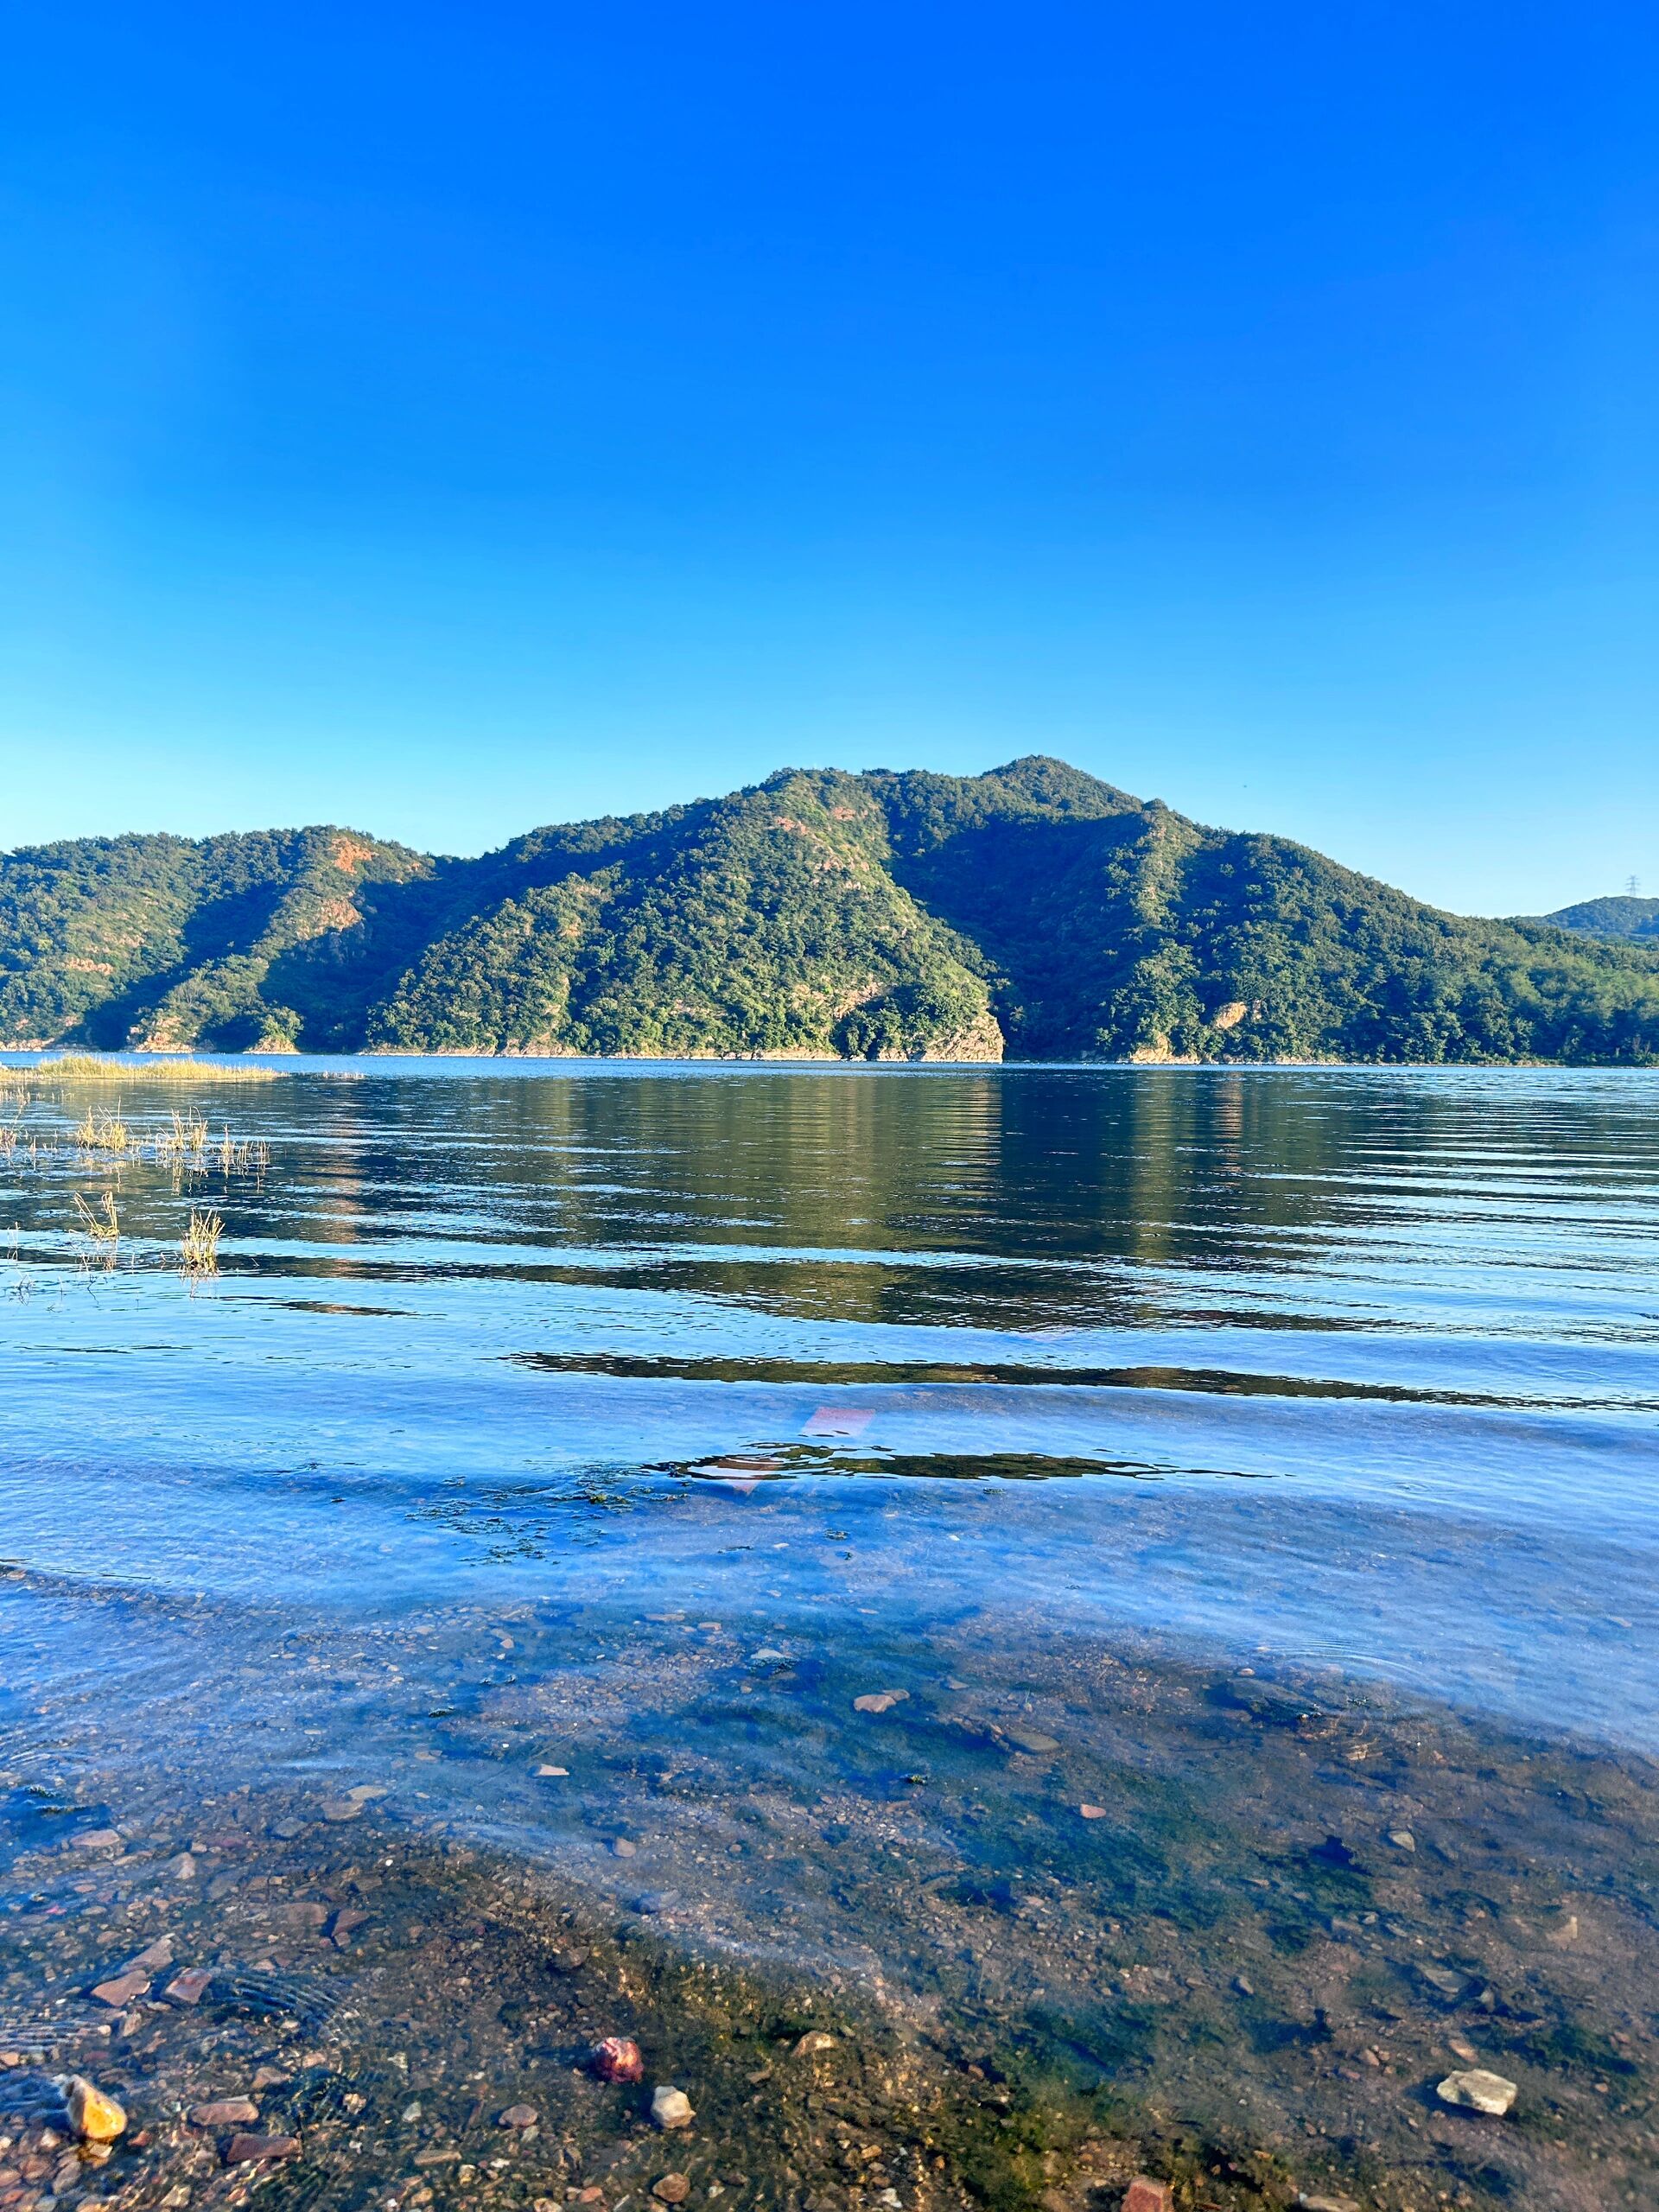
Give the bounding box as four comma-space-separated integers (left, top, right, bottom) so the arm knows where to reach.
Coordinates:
2, 1061, 1656, 2212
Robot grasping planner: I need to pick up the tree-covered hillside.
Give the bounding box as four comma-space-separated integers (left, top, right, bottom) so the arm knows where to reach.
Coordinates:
3, 760, 1656, 1063
1522, 895, 1659, 943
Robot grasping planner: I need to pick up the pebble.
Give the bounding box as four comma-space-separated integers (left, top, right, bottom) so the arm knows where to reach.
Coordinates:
1233, 1976, 1255, 1998
163, 1968, 213, 2006
650, 2086, 694, 2131
192, 2099, 260, 2127
169, 1853, 198, 1879
536, 1764, 570, 1777
124, 1936, 174, 1973
793, 2031, 836, 2056
592, 2037, 645, 2084
1295, 2196, 1360, 2212
751, 1649, 789, 1662
499, 2104, 538, 2129
1435, 2068, 1517, 2117
612, 1839, 638, 1859
319, 1800, 363, 1823
1386, 1829, 1415, 1852
652, 2176, 690, 2204
224, 2132, 301, 2164
1078, 1804, 1107, 1820
852, 1691, 908, 1714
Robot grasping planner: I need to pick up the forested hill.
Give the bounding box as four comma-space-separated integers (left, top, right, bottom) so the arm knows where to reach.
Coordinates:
1523, 895, 1659, 944
3, 759, 1657, 1064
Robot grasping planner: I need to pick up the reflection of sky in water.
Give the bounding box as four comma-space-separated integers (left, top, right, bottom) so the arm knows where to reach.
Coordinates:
2, 1061, 1657, 1770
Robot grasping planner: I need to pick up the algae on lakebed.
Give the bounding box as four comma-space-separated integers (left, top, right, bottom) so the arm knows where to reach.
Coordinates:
3, 1624, 1656, 2212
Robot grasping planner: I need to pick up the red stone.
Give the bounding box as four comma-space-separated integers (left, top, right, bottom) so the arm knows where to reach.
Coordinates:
192, 2100, 260, 2127
224, 2133, 299, 2165
163, 1967, 213, 2005
1123, 2182, 1172, 2212
592, 2036, 645, 2083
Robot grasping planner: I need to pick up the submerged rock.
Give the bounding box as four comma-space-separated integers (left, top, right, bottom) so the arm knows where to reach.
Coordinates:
592, 2037, 644, 2083
1123, 2180, 1172, 2212
192, 2097, 260, 2126
997, 1723, 1059, 1755
225, 2131, 301, 2163
64, 2076, 127, 2145
651, 2085, 694, 2130
853, 1691, 909, 1714
1435, 2068, 1516, 2116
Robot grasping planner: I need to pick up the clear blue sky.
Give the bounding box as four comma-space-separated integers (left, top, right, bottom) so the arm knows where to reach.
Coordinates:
2, 3, 1654, 913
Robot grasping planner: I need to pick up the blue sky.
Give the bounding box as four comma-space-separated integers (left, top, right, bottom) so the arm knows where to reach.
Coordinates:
2, 3, 1654, 913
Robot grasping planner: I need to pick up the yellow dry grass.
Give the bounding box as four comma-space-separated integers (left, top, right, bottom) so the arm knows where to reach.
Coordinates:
180, 1206, 224, 1276
72, 1189, 121, 1243
15, 1054, 279, 1084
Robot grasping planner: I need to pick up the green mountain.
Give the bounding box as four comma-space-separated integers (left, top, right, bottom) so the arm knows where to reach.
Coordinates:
3, 760, 1657, 1063
1522, 894, 1659, 944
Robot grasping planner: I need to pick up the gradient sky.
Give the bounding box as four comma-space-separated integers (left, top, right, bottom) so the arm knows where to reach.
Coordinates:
2, 3, 1655, 913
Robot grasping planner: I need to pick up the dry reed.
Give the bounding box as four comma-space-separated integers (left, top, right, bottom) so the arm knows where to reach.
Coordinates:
16, 1054, 279, 1085
73, 1108, 131, 1155
180, 1206, 224, 1276
72, 1190, 121, 1243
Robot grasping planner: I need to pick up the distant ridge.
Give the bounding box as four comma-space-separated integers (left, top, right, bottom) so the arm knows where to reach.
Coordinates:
1521, 894, 1659, 944
3, 760, 1656, 1064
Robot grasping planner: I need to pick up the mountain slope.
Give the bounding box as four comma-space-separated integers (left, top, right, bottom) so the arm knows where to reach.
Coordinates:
1522, 895, 1659, 943
3, 760, 1656, 1064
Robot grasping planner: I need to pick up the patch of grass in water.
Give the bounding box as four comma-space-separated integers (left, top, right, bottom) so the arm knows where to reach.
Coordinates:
16, 1052, 280, 1084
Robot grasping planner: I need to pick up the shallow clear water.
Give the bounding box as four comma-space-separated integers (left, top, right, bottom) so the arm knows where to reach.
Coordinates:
3, 1062, 1658, 2212
4, 1062, 1657, 1748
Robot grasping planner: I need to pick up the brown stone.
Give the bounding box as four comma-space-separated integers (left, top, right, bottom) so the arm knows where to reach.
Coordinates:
225, 2133, 299, 2164
1123, 2183, 1172, 2212
652, 2177, 690, 2204
499, 2105, 538, 2128
193, 2100, 260, 2127
90, 1972, 149, 2009
276, 1903, 328, 1929
163, 1967, 213, 2005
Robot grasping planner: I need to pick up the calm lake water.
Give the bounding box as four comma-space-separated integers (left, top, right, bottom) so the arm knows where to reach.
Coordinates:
2, 1062, 1656, 2212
